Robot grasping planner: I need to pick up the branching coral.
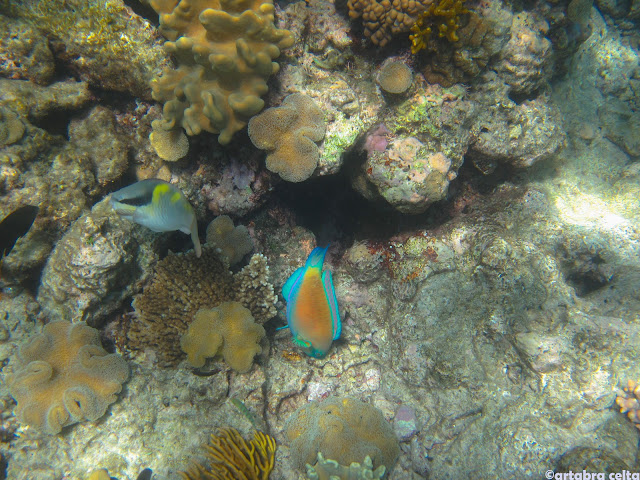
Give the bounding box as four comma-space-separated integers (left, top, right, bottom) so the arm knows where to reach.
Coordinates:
616, 379, 640, 429
248, 93, 326, 182
180, 427, 276, 480
148, 0, 294, 158
6, 321, 129, 435
180, 302, 265, 372
125, 246, 276, 366
409, 0, 469, 54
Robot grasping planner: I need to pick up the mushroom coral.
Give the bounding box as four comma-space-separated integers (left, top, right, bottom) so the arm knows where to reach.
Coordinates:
180, 301, 265, 373
248, 93, 326, 182
6, 321, 129, 435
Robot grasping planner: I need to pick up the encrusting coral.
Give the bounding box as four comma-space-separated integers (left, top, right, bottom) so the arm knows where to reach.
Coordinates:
148, 0, 294, 158
180, 301, 265, 372
616, 379, 640, 429
125, 246, 276, 366
248, 93, 326, 182
306, 453, 386, 480
206, 215, 254, 266
180, 427, 276, 480
284, 397, 400, 474
6, 321, 129, 435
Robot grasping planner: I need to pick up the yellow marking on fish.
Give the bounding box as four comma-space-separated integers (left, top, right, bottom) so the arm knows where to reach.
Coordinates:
152, 183, 171, 205
170, 192, 182, 204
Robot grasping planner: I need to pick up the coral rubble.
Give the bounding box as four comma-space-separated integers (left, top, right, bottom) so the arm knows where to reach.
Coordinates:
149, 0, 294, 157
6, 321, 129, 435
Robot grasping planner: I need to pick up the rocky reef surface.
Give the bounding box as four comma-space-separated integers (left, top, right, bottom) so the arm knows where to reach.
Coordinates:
0, 0, 639, 478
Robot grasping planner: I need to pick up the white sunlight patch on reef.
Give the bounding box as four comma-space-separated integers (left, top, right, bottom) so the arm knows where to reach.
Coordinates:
555, 190, 630, 231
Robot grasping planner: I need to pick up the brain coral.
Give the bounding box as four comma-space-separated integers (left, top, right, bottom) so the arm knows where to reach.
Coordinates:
284, 397, 400, 473
6, 321, 129, 435
125, 246, 276, 366
248, 93, 326, 182
180, 301, 265, 372
149, 0, 294, 157
377, 61, 413, 94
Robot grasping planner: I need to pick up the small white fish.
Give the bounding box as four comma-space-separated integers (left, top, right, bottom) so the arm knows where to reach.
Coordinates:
110, 179, 201, 257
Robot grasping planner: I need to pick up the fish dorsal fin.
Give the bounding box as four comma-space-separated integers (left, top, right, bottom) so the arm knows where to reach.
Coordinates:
322, 270, 341, 340
282, 266, 305, 300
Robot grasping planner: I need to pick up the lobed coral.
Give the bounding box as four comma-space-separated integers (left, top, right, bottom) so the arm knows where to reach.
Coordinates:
248, 93, 326, 182
180, 301, 265, 373
149, 0, 294, 158
616, 379, 640, 429
206, 215, 254, 266
409, 0, 469, 54
284, 397, 400, 474
180, 427, 276, 480
125, 246, 276, 366
6, 321, 129, 435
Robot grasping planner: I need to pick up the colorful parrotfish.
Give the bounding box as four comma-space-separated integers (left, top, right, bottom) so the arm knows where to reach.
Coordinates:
282, 246, 341, 358
110, 179, 201, 257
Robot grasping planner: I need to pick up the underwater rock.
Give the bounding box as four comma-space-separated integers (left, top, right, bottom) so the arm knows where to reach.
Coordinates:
37, 198, 160, 326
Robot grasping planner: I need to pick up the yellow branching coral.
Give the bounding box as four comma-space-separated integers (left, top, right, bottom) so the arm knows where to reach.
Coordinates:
409, 0, 468, 54
148, 0, 294, 158
248, 93, 326, 182
180, 427, 276, 480
6, 321, 129, 435
124, 246, 276, 366
180, 302, 265, 373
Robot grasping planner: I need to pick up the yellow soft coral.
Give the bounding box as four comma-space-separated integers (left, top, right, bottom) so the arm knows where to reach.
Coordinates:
180, 427, 276, 480
248, 93, 326, 182
149, 0, 294, 158
181, 301, 265, 372
6, 321, 129, 435
409, 0, 468, 54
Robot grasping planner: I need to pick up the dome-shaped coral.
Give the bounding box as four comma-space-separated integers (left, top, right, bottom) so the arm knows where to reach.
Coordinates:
377, 61, 413, 94
248, 93, 326, 182
284, 397, 400, 474
6, 321, 129, 435
180, 302, 265, 373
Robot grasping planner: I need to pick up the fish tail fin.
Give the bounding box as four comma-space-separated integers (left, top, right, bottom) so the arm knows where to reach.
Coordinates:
110, 199, 137, 219
306, 245, 329, 269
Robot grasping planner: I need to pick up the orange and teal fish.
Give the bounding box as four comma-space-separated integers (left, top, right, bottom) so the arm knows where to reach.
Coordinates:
282, 246, 341, 358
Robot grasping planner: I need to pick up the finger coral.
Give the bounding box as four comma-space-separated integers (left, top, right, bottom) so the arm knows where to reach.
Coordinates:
409, 0, 469, 54
284, 397, 400, 474
125, 246, 276, 366
248, 93, 326, 182
180, 301, 265, 372
6, 321, 129, 435
148, 0, 294, 158
616, 379, 640, 429
180, 427, 276, 480
206, 215, 253, 266
347, 0, 426, 47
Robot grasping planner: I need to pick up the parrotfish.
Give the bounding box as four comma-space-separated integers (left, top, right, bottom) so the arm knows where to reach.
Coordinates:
282, 246, 341, 358
110, 179, 201, 257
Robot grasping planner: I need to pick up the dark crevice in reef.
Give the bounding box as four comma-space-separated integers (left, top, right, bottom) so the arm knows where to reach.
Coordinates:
30, 106, 85, 140
123, 0, 159, 26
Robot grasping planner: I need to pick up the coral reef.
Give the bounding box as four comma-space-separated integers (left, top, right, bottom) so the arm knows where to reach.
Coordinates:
37, 199, 160, 326
409, 0, 469, 53
180, 302, 265, 373
148, 0, 294, 156
377, 60, 413, 94
206, 215, 254, 266
126, 247, 276, 365
248, 93, 326, 182
284, 397, 400, 473
180, 427, 276, 480
6, 321, 129, 435
306, 453, 386, 480
3, 0, 169, 98
615, 379, 640, 429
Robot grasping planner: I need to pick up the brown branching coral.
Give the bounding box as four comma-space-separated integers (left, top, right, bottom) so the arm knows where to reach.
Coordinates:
180, 427, 276, 480
409, 0, 469, 53
125, 247, 277, 365
148, 0, 294, 157
616, 379, 640, 429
